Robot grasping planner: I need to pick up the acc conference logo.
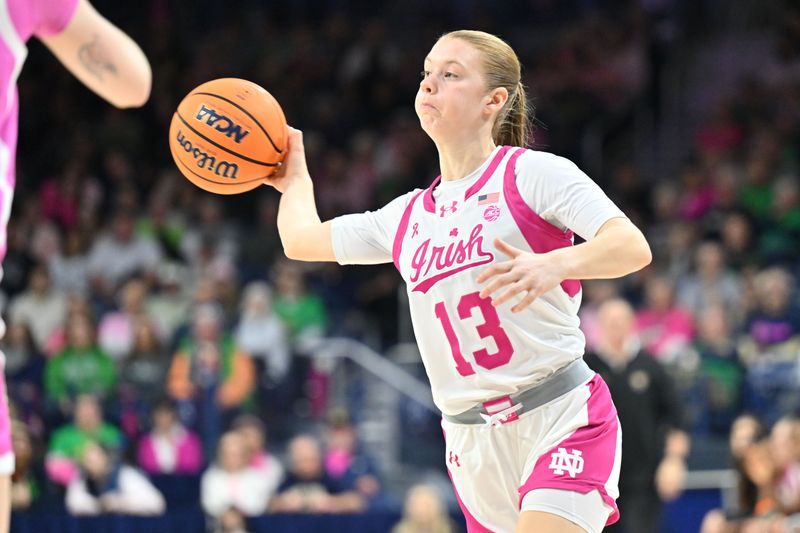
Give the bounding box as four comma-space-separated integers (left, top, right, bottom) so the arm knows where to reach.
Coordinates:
195, 104, 250, 144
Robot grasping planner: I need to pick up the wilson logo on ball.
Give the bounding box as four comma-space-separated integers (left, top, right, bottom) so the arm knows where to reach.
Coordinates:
195, 104, 250, 143
175, 129, 239, 180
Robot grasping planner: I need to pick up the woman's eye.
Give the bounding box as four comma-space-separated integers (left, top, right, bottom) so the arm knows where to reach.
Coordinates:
421, 70, 429, 78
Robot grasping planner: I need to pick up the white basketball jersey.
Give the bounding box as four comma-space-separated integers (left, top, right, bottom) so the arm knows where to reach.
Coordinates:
332, 145, 626, 415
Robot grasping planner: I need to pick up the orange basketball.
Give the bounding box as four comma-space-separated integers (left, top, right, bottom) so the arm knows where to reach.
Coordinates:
168, 78, 287, 195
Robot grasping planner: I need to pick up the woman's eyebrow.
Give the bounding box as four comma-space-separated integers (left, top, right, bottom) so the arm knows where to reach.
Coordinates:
424, 58, 466, 69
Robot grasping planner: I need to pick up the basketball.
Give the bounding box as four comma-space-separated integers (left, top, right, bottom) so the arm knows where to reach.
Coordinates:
168, 78, 287, 195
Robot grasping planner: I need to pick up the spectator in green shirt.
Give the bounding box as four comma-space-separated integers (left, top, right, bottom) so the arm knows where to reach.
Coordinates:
45, 395, 123, 486
272, 260, 328, 346
44, 312, 116, 411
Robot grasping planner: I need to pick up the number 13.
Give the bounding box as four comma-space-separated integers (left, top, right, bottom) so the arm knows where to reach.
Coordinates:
433, 291, 514, 377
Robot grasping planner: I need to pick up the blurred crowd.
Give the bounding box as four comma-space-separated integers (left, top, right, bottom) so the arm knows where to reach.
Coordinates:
700, 415, 800, 533
5, 0, 800, 530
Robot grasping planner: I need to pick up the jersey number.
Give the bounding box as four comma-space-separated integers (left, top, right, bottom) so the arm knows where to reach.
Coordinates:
433, 291, 514, 376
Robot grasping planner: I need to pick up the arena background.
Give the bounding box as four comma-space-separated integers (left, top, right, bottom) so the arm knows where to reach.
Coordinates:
6, 0, 800, 531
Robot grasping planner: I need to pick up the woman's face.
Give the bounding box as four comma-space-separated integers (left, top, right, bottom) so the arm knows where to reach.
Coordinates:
730, 416, 760, 458
219, 434, 247, 472
645, 278, 673, 311
133, 319, 158, 353
7, 323, 30, 348
153, 407, 175, 433
68, 315, 93, 349
415, 37, 499, 145
743, 441, 775, 487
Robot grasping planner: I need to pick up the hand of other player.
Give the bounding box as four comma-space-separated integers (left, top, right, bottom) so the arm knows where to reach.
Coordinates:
477, 238, 565, 313
263, 126, 310, 193
655, 455, 686, 502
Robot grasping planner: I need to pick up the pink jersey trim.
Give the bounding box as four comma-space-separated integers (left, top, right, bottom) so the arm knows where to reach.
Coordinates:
518, 375, 621, 526
422, 146, 511, 213
422, 176, 441, 214
392, 189, 426, 272
503, 147, 581, 298
442, 425, 497, 533
463, 145, 511, 200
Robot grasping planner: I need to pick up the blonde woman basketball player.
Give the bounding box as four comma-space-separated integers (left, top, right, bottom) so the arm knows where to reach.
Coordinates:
267, 31, 651, 533
0, 1, 150, 530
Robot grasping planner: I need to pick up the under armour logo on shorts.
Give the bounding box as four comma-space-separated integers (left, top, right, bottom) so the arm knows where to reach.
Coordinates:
548, 447, 584, 478
449, 450, 461, 467
439, 201, 458, 217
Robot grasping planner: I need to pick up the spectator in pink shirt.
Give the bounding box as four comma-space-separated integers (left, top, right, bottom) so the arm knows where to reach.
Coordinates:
137, 401, 202, 475
636, 274, 695, 363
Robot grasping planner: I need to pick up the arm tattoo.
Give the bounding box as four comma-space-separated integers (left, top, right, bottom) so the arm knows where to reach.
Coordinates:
77, 34, 118, 80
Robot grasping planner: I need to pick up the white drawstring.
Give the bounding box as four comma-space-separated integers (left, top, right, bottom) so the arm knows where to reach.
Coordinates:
479, 403, 522, 427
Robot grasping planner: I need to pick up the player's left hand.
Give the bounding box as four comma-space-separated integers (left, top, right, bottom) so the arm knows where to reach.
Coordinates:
477, 238, 565, 313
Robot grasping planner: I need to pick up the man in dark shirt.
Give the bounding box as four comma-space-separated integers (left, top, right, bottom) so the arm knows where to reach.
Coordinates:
584, 299, 690, 533
270, 434, 365, 514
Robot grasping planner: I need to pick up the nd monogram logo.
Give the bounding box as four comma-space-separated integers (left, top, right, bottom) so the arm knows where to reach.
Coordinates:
548, 448, 584, 478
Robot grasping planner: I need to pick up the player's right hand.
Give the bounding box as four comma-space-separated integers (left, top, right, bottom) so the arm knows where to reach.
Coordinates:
263, 126, 311, 193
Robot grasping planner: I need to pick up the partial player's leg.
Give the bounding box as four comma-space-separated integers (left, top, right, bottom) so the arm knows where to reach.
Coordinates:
0, 356, 13, 533
442, 419, 521, 532
518, 489, 612, 533
0, 474, 8, 533
516, 510, 592, 533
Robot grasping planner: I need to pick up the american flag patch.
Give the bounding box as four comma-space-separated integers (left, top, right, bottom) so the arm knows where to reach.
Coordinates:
478, 192, 500, 205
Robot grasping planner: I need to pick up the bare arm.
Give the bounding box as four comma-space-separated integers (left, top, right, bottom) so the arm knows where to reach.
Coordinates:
264, 128, 336, 262
479, 217, 651, 312
39, 0, 151, 108
656, 430, 690, 502
550, 217, 652, 281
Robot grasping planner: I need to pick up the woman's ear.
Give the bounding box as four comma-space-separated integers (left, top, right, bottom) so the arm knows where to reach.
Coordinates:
485, 86, 509, 116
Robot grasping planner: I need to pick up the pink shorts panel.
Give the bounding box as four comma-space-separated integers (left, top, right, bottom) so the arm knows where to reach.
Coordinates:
518, 375, 621, 526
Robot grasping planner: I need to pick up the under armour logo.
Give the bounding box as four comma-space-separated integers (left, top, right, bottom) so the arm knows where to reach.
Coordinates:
548, 448, 584, 478
449, 451, 460, 467
439, 201, 458, 218
412, 223, 419, 238
449, 228, 458, 237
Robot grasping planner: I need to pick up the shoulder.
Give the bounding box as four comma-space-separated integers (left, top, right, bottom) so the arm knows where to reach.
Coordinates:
183, 429, 202, 444
101, 423, 122, 438
201, 466, 224, 482
119, 465, 147, 481
385, 188, 424, 212
51, 425, 73, 439
514, 149, 585, 178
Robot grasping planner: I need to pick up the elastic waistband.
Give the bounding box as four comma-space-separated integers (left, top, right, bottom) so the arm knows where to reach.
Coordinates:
443, 358, 595, 425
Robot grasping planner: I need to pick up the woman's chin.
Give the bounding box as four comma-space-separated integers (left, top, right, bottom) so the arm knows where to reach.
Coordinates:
419, 120, 445, 142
